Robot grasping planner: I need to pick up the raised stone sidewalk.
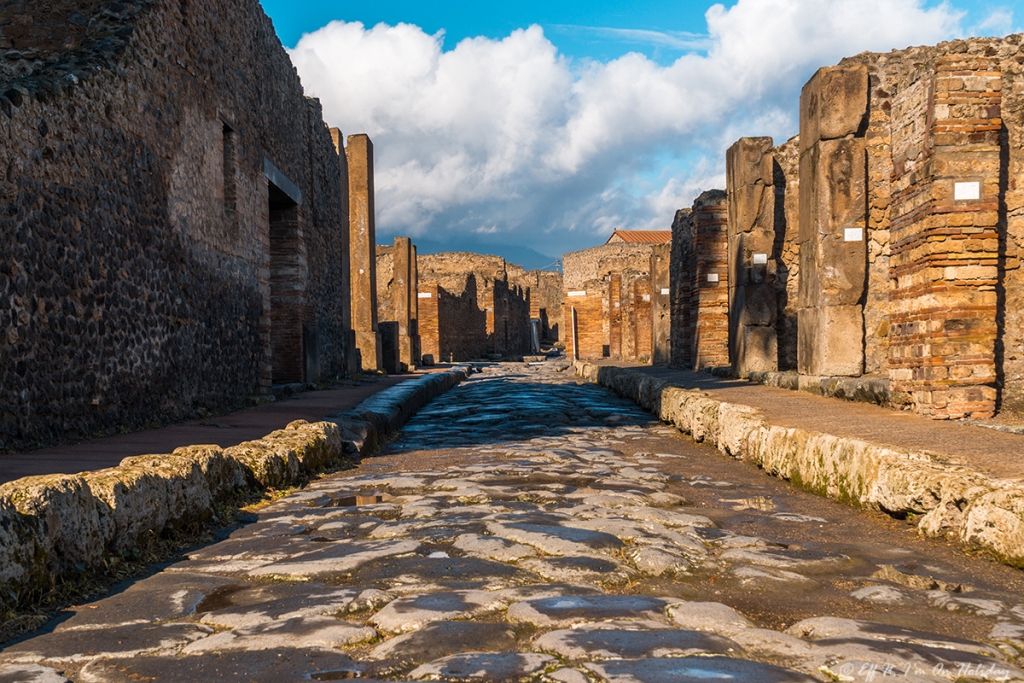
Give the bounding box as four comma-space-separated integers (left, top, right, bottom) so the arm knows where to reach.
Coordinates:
0, 367, 471, 606
574, 361, 1024, 568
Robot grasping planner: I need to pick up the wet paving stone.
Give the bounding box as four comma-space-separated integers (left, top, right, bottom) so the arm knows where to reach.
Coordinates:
3, 362, 1024, 681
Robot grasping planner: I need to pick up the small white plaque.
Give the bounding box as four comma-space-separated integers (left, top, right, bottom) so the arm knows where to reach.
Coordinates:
660, 288, 670, 295
752, 253, 768, 265
417, 292, 432, 299
844, 228, 864, 242
567, 290, 587, 297
614, 302, 620, 308
642, 294, 651, 302
954, 181, 980, 201
707, 273, 719, 283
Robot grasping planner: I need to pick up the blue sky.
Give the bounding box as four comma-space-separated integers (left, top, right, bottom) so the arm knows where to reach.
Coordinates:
264, 0, 1020, 265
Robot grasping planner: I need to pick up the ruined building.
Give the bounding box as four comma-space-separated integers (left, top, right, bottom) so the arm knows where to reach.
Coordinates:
376, 237, 421, 373
562, 231, 672, 363
416, 252, 557, 361
715, 36, 1024, 420
0, 0, 362, 449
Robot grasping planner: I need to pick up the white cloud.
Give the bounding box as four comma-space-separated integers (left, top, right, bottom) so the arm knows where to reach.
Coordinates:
288, 0, 964, 258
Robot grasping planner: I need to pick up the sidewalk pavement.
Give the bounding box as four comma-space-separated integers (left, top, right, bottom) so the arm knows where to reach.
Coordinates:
601, 363, 1023, 482
0, 370, 441, 486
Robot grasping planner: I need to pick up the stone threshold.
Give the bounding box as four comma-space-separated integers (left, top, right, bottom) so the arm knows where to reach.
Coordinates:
0, 366, 472, 606
575, 361, 1024, 570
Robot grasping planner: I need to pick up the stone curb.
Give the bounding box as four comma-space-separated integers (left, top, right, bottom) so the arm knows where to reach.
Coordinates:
0, 366, 471, 603
574, 361, 1024, 569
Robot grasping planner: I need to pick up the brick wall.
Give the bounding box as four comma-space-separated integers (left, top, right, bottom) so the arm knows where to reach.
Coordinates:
0, 0, 351, 450
565, 288, 605, 360
670, 209, 693, 367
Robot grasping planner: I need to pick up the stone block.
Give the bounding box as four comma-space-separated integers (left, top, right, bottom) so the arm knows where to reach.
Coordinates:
799, 65, 868, 152
736, 325, 778, 377
798, 305, 864, 377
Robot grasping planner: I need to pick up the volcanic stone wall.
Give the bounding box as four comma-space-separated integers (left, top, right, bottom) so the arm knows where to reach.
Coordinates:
508, 264, 562, 342
0, 0, 351, 450
376, 238, 420, 368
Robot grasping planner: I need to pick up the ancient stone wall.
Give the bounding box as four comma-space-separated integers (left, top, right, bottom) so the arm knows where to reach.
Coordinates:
376, 238, 420, 368
561, 242, 658, 361
651, 244, 671, 364
773, 138, 801, 371
0, 0, 352, 450
417, 252, 533, 360
507, 265, 562, 342
347, 134, 381, 373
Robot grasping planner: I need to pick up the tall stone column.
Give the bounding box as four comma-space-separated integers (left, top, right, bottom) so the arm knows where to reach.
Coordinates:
410, 245, 420, 364
726, 137, 778, 377
670, 209, 693, 368
651, 245, 671, 365
346, 134, 382, 372
797, 65, 868, 378
609, 272, 622, 360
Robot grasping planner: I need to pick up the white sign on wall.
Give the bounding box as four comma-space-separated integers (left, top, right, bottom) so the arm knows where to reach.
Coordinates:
642, 294, 651, 301
707, 273, 719, 283
844, 228, 864, 242
752, 253, 768, 265
567, 290, 587, 297
660, 288, 670, 295
417, 292, 432, 298
954, 181, 981, 201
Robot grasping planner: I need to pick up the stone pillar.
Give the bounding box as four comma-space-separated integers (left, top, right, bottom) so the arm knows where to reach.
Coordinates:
564, 288, 604, 359
797, 65, 869, 378
609, 273, 622, 359
690, 191, 730, 369
651, 245, 671, 365
670, 209, 693, 367
346, 133, 382, 373
727, 137, 778, 377
393, 237, 414, 369
887, 55, 1001, 418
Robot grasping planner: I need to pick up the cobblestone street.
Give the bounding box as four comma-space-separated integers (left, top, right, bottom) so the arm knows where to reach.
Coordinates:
3, 362, 1024, 682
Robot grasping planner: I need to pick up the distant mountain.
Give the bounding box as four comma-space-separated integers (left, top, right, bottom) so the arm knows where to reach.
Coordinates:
383, 236, 560, 272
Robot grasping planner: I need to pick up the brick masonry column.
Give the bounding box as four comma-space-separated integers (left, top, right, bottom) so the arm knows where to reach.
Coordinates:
609, 273, 622, 360
651, 245, 671, 365
690, 191, 730, 369
410, 245, 420, 363
329, 128, 358, 377
887, 55, 1001, 418
797, 65, 869, 377
727, 137, 779, 376
393, 237, 414, 367
346, 134, 382, 372
633, 276, 653, 362
418, 283, 440, 362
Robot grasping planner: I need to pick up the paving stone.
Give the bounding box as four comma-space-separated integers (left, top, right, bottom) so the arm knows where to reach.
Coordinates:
785, 617, 1002, 656
369, 621, 518, 662
453, 534, 536, 561
486, 521, 624, 556
520, 556, 632, 585
719, 547, 850, 571
54, 573, 235, 630
770, 512, 828, 523
350, 554, 531, 589
182, 616, 376, 653
0, 664, 69, 683
198, 585, 358, 628
533, 625, 741, 660
408, 652, 556, 681
729, 566, 815, 585
850, 585, 907, 604
248, 540, 421, 578
371, 591, 509, 633
628, 546, 690, 575
546, 669, 590, 683
1, 623, 211, 663
74, 649, 368, 683
584, 657, 817, 682
507, 595, 674, 627
668, 602, 754, 635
